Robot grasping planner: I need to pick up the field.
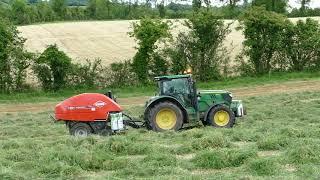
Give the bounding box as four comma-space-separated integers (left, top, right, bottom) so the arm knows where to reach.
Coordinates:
1, 76, 320, 179
17, 17, 320, 65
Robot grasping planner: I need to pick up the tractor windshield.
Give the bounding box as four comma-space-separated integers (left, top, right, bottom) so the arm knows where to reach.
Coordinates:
160, 78, 190, 95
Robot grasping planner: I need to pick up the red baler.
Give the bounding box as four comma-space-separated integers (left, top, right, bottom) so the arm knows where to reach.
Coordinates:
54, 92, 139, 136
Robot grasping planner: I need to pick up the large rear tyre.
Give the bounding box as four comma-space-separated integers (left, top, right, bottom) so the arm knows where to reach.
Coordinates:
69, 122, 92, 137
148, 102, 183, 132
207, 106, 235, 128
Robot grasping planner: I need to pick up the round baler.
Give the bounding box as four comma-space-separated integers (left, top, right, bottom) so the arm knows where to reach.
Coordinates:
54, 92, 132, 136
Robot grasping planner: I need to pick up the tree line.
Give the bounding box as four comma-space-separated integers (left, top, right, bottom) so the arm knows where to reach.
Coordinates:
1, 1, 320, 93
0, 0, 319, 25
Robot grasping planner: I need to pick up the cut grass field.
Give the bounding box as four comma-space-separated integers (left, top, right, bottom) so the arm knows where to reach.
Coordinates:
1, 88, 320, 178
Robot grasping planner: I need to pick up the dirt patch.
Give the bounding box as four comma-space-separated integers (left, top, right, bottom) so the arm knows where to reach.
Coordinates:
176, 153, 195, 160
1, 80, 320, 113
257, 150, 282, 157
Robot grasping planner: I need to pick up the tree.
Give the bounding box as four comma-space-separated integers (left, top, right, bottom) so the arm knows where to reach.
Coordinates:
166, 11, 230, 81
34, 44, 72, 91
283, 18, 320, 71
11, 0, 29, 24
87, 0, 96, 18
0, 20, 33, 93
299, 0, 311, 13
36, 1, 55, 22
129, 18, 171, 83
192, 0, 201, 12
96, 0, 111, 19
157, 1, 166, 18
238, 7, 291, 74
252, 0, 288, 13
51, 0, 66, 18
219, 0, 240, 9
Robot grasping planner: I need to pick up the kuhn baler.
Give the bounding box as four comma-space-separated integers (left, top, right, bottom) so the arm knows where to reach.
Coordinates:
54, 92, 140, 136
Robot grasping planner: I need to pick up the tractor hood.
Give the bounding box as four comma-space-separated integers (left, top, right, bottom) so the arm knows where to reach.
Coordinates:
198, 90, 231, 95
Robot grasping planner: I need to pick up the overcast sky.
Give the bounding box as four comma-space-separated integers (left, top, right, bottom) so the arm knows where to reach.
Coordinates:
177, 0, 320, 8
289, 0, 320, 8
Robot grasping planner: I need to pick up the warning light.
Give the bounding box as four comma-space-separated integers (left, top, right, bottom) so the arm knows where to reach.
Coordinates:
186, 68, 192, 74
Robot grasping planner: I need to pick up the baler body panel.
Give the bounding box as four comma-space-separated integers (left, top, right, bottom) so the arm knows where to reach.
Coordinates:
55, 93, 122, 121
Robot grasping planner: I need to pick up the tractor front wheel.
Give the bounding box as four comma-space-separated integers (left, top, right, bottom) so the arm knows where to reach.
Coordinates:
148, 102, 183, 132
208, 106, 235, 128
69, 122, 93, 137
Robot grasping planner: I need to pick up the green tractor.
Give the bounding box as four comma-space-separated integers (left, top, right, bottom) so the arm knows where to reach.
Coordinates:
144, 74, 246, 131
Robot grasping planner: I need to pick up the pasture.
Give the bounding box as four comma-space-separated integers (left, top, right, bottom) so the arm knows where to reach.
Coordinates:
1, 80, 320, 179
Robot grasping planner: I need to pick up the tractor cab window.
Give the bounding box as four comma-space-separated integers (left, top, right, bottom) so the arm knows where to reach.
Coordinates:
160, 78, 190, 95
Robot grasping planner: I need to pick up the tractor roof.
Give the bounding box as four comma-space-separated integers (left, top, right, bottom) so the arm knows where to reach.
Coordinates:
155, 74, 191, 81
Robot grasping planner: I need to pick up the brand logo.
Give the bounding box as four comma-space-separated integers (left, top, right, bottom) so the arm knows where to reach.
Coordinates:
94, 101, 106, 108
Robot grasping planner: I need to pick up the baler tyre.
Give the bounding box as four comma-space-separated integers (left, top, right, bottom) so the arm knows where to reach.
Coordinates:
148, 102, 183, 132
208, 106, 235, 128
69, 122, 92, 137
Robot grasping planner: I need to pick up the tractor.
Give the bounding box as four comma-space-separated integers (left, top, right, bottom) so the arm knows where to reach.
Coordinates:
144, 74, 245, 131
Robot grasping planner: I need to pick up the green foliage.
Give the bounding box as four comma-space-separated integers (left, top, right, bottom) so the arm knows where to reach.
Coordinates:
51, 0, 67, 19
238, 7, 290, 75
283, 18, 320, 71
167, 11, 230, 81
34, 45, 72, 91
0, 19, 33, 93
129, 18, 171, 83
108, 60, 137, 87
68, 59, 105, 89
252, 0, 288, 13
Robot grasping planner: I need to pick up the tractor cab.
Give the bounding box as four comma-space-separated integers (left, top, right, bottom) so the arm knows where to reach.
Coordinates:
155, 74, 197, 109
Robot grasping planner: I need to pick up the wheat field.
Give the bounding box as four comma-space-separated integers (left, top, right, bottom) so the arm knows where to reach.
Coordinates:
18, 17, 320, 65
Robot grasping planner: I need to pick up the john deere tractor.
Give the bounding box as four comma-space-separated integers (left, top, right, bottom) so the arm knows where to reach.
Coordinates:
144, 74, 245, 131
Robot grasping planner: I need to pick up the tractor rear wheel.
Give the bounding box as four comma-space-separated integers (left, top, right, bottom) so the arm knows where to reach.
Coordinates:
208, 106, 235, 128
69, 122, 92, 137
148, 102, 183, 132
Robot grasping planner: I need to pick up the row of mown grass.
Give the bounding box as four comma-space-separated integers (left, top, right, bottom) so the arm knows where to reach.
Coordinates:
1, 71, 320, 104
1, 90, 320, 179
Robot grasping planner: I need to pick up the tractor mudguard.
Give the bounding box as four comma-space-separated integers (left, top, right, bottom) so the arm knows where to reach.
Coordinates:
144, 95, 189, 122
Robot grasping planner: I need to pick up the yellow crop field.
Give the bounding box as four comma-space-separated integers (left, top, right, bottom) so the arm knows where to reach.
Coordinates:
18, 17, 320, 65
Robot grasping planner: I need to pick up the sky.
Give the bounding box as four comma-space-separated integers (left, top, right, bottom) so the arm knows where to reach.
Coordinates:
289, 0, 320, 8
176, 0, 320, 8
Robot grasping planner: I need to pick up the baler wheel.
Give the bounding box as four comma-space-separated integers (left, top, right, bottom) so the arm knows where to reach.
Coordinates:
69, 122, 92, 137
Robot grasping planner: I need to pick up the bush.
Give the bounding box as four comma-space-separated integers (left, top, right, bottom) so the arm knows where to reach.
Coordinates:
33, 44, 72, 91
107, 60, 138, 87
238, 7, 290, 75
68, 59, 105, 89
283, 18, 320, 71
0, 19, 33, 93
